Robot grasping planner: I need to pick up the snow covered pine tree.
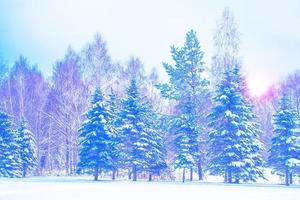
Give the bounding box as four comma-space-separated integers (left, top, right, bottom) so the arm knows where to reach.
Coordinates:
157, 30, 209, 182
18, 119, 37, 177
143, 104, 167, 181
0, 111, 22, 177
107, 88, 122, 180
119, 80, 166, 181
207, 66, 264, 183
269, 93, 300, 185
78, 88, 119, 181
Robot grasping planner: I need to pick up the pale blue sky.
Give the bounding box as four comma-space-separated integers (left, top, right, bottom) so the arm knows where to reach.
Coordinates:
0, 0, 299, 95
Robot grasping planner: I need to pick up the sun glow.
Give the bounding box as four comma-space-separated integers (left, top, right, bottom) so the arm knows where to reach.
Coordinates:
247, 75, 272, 97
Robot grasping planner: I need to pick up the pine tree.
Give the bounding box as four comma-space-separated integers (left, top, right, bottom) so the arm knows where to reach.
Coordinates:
269, 93, 300, 186
107, 88, 121, 180
18, 119, 37, 177
78, 88, 118, 181
119, 80, 155, 181
0, 111, 21, 177
207, 66, 264, 183
144, 106, 167, 181
157, 30, 209, 181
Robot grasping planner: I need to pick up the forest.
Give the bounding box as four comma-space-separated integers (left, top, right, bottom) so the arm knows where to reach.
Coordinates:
0, 8, 299, 187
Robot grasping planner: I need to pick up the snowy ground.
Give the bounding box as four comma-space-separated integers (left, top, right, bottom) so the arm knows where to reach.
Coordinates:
0, 176, 300, 200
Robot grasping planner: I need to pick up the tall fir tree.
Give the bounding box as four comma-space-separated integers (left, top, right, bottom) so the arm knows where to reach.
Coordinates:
119, 80, 166, 181
207, 66, 264, 183
269, 93, 300, 186
157, 30, 209, 181
18, 119, 37, 177
144, 105, 167, 181
119, 80, 149, 181
107, 88, 122, 180
78, 88, 119, 181
0, 111, 21, 177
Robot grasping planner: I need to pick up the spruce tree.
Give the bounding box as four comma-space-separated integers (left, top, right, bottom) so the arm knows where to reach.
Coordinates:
269, 93, 300, 186
107, 88, 121, 180
0, 111, 21, 177
144, 106, 167, 181
119, 80, 157, 181
78, 88, 118, 181
207, 66, 264, 183
18, 119, 37, 177
157, 30, 209, 181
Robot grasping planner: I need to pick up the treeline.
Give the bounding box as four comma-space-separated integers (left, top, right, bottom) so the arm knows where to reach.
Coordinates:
0, 8, 299, 185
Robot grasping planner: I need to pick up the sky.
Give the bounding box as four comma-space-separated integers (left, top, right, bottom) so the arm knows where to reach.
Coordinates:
0, 0, 299, 96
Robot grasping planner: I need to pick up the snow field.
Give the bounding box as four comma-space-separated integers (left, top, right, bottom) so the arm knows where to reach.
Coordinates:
0, 176, 300, 200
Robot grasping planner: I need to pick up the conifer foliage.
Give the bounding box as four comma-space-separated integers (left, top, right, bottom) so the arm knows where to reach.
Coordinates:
269, 94, 300, 185
0, 111, 21, 177
157, 30, 209, 182
18, 120, 37, 177
119, 80, 166, 181
207, 66, 264, 183
107, 89, 121, 180
78, 88, 119, 181
144, 106, 167, 181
